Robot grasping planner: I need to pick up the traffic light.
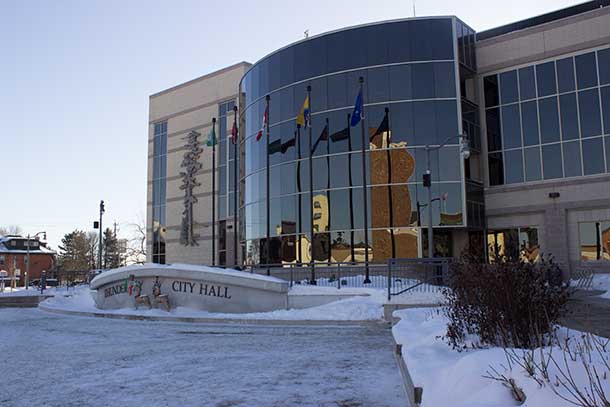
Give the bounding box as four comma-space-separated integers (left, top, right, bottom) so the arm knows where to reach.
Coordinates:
423, 172, 431, 187
100, 200, 105, 214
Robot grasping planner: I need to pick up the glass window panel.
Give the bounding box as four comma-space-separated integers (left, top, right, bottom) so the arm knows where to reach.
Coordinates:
582, 137, 605, 175
519, 66, 536, 101
560, 93, 580, 140
486, 108, 502, 151
367, 67, 389, 103
499, 70, 519, 104
389, 102, 415, 146
329, 154, 351, 188
606, 136, 610, 172
437, 146, 460, 182
501, 104, 522, 149
435, 100, 458, 147
504, 149, 524, 184
300, 194, 311, 234
433, 62, 456, 98
556, 57, 575, 93
280, 195, 297, 235
602, 222, 610, 260
599, 48, 610, 85
521, 101, 540, 146
389, 64, 413, 101
538, 96, 560, 143
579, 222, 599, 261
563, 140, 582, 177
578, 89, 602, 138
542, 143, 563, 179
329, 189, 352, 231
575, 52, 598, 89
484, 75, 499, 107
413, 101, 436, 146
524, 146, 542, 181
412, 63, 435, 99
536, 61, 557, 97
601, 86, 610, 135
327, 73, 347, 109
280, 163, 297, 196
488, 152, 504, 186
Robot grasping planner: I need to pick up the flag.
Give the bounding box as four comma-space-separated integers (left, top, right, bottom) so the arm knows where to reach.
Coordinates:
370, 111, 389, 142
268, 139, 282, 155
256, 103, 269, 141
206, 126, 217, 147
296, 96, 310, 128
311, 122, 329, 154
350, 90, 362, 127
330, 127, 349, 142
231, 119, 238, 144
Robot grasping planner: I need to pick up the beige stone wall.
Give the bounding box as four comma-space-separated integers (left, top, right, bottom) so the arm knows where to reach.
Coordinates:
146, 62, 251, 265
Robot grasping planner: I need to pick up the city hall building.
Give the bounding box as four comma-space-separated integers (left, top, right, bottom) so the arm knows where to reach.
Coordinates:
147, 0, 610, 276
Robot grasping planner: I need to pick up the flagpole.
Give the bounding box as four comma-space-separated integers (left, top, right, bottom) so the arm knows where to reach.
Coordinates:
296, 125, 302, 266
265, 95, 271, 276
232, 106, 239, 267
212, 117, 216, 266
307, 85, 315, 285
384, 107, 396, 258
359, 76, 371, 284
325, 118, 330, 264
347, 113, 355, 263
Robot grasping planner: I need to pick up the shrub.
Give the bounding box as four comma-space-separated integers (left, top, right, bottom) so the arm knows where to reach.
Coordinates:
443, 254, 570, 350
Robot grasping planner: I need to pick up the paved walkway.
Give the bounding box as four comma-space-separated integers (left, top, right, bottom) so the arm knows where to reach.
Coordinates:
562, 290, 610, 338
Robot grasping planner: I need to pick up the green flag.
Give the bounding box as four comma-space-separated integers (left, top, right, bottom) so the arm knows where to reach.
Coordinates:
206, 126, 217, 147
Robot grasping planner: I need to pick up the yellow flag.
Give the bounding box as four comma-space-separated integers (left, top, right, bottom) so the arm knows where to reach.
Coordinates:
296, 96, 310, 127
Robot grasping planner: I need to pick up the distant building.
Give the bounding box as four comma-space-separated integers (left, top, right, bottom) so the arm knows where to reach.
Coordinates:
0, 235, 56, 286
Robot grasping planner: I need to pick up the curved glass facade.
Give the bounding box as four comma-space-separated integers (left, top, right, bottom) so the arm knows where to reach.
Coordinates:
239, 17, 471, 265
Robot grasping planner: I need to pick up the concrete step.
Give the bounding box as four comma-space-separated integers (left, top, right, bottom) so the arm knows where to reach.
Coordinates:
0, 295, 52, 308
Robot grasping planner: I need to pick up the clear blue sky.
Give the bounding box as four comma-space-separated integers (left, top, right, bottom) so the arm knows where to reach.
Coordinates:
0, 0, 580, 250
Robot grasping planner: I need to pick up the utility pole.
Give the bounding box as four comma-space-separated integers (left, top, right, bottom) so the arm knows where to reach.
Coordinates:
99, 200, 105, 270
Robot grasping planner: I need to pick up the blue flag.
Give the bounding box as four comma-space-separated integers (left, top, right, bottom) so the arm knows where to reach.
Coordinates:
350, 90, 362, 127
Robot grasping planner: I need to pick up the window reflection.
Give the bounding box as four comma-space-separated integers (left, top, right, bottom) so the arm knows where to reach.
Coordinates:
580, 221, 610, 261
488, 227, 539, 263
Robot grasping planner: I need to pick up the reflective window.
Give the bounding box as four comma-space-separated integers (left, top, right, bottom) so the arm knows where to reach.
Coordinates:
601, 86, 610, 134
575, 52, 598, 89
486, 108, 502, 151
519, 66, 536, 101
484, 75, 499, 107
536, 61, 557, 97
538, 96, 560, 143
501, 104, 522, 149
500, 70, 519, 104
557, 57, 575, 93
560, 93, 580, 140
367, 67, 389, 103
488, 152, 504, 186
582, 137, 605, 175
563, 141, 582, 178
578, 89, 602, 138
607, 136, 610, 172
504, 149, 524, 184
521, 101, 540, 146
599, 48, 610, 85
524, 146, 542, 181
579, 221, 610, 261
542, 143, 563, 179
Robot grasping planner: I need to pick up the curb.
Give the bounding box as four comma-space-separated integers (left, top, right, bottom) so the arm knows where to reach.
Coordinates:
391, 314, 424, 407
38, 304, 389, 327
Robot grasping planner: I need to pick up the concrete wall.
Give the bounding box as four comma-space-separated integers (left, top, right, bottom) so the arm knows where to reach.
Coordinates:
476, 9, 610, 276
147, 62, 251, 266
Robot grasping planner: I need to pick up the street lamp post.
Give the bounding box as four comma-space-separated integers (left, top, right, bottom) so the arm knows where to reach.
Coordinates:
423, 134, 470, 258
26, 231, 46, 290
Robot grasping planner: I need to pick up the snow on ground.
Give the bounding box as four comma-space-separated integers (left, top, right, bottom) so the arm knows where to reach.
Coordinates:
590, 273, 610, 298
0, 285, 77, 297
0, 308, 407, 407
393, 307, 610, 407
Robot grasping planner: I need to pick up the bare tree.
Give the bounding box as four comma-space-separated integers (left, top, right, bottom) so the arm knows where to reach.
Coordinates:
126, 220, 146, 265
86, 231, 99, 270
0, 225, 23, 236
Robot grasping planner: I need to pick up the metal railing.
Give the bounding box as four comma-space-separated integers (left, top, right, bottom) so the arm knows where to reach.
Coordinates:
386, 258, 452, 301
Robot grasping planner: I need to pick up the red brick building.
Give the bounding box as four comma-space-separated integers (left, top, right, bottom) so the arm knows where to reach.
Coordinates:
0, 235, 56, 286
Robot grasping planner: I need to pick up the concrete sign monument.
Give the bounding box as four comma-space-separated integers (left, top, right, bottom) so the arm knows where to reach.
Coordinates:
89, 264, 289, 313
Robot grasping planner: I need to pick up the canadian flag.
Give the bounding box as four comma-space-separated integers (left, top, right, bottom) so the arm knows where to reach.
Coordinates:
256, 104, 269, 141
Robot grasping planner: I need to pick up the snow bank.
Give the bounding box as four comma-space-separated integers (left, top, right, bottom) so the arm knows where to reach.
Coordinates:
590, 273, 610, 299
392, 308, 610, 407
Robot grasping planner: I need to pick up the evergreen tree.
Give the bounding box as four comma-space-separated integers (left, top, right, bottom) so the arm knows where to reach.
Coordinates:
103, 228, 123, 269
58, 230, 90, 271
